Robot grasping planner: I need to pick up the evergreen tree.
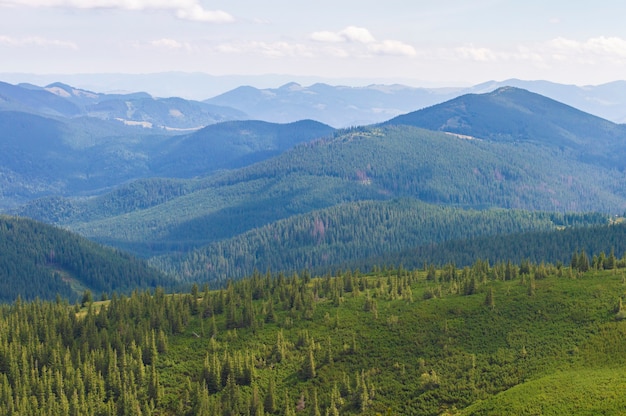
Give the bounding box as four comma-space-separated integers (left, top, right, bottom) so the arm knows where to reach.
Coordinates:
264, 377, 277, 414
485, 287, 495, 309
303, 348, 316, 380
578, 250, 590, 272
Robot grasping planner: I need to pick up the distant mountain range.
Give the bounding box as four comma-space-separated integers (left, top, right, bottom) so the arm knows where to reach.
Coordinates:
0, 81, 246, 130
0, 109, 332, 208
4, 75, 626, 128
206, 79, 626, 127
204, 82, 460, 128
6, 76, 626, 283
10, 86, 626, 283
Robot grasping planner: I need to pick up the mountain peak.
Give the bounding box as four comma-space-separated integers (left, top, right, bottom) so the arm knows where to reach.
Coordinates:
45, 82, 99, 99
385, 87, 625, 150
278, 82, 303, 91
491, 85, 520, 94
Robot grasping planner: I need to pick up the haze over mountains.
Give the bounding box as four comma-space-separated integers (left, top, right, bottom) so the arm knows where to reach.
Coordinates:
0, 80, 245, 129
5, 77, 626, 284
4, 74, 626, 127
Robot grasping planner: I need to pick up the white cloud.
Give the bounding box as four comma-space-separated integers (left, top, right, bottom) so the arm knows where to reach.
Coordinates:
339, 26, 376, 44
548, 37, 581, 51
551, 36, 625, 56
369, 40, 416, 57
216, 41, 314, 58
310, 26, 415, 57
310, 30, 344, 43
150, 38, 191, 51
0, 34, 78, 49
436, 36, 626, 67
0, 0, 234, 22
311, 26, 375, 44
174, 4, 233, 23
455, 45, 497, 62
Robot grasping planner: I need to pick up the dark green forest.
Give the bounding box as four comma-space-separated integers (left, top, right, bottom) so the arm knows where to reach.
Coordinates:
0, 216, 172, 302
151, 199, 613, 283
18, 124, 626, 277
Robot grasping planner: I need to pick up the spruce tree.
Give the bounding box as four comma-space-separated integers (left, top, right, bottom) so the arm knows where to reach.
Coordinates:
264, 377, 277, 414
485, 287, 495, 309
303, 348, 316, 380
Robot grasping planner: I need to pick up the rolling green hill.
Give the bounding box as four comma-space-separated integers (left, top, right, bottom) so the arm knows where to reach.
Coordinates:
21, 123, 626, 262
1, 111, 333, 209
151, 119, 335, 177
12, 88, 626, 284
0, 110, 170, 207
0, 215, 173, 301
1, 259, 626, 414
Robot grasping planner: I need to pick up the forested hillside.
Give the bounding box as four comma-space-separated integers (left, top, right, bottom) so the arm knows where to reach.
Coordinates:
150, 199, 611, 283
1, 260, 626, 415
385, 86, 626, 169
151, 119, 335, 178
387, 218, 626, 271
5, 77, 626, 415
1, 111, 333, 210
0, 215, 173, 301
21, 123, 624, 259
10, 87, 626, 287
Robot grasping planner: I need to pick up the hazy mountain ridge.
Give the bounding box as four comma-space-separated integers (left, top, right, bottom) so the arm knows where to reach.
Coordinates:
9, 84, 626, 282
205, 82, 464, 127
205, 78, 626, 127
385, 86, 626, 168
0, 109, 334, 209
5, 72, 626, 124
0, 80, 247, 130
151, 119, 335, 178
469, 78, 626, 123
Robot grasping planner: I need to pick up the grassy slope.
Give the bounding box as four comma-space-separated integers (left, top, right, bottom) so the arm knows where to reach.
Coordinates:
156, 266, 626, 415
461, 368, 626, 415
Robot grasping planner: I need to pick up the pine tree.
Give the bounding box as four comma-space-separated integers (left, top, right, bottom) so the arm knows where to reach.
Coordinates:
81, 290, 93, 307
303, 348, 316, 380
485, 287, 495, 310
266, 299, 277, 324
578, 250, 590, 272
570, 251, 579, 270
284, 390, 295, 416
606, 248, 617, 270
310, 387, 322, 416
264, 377, 277, 414
250, 384, 263, 416
528, 276, 536, 297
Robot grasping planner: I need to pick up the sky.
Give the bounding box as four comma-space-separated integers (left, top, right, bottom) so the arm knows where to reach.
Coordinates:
1, 0, 626, 89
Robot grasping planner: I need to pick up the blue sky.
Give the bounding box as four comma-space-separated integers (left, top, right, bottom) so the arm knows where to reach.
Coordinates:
1, 0, 626, 87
